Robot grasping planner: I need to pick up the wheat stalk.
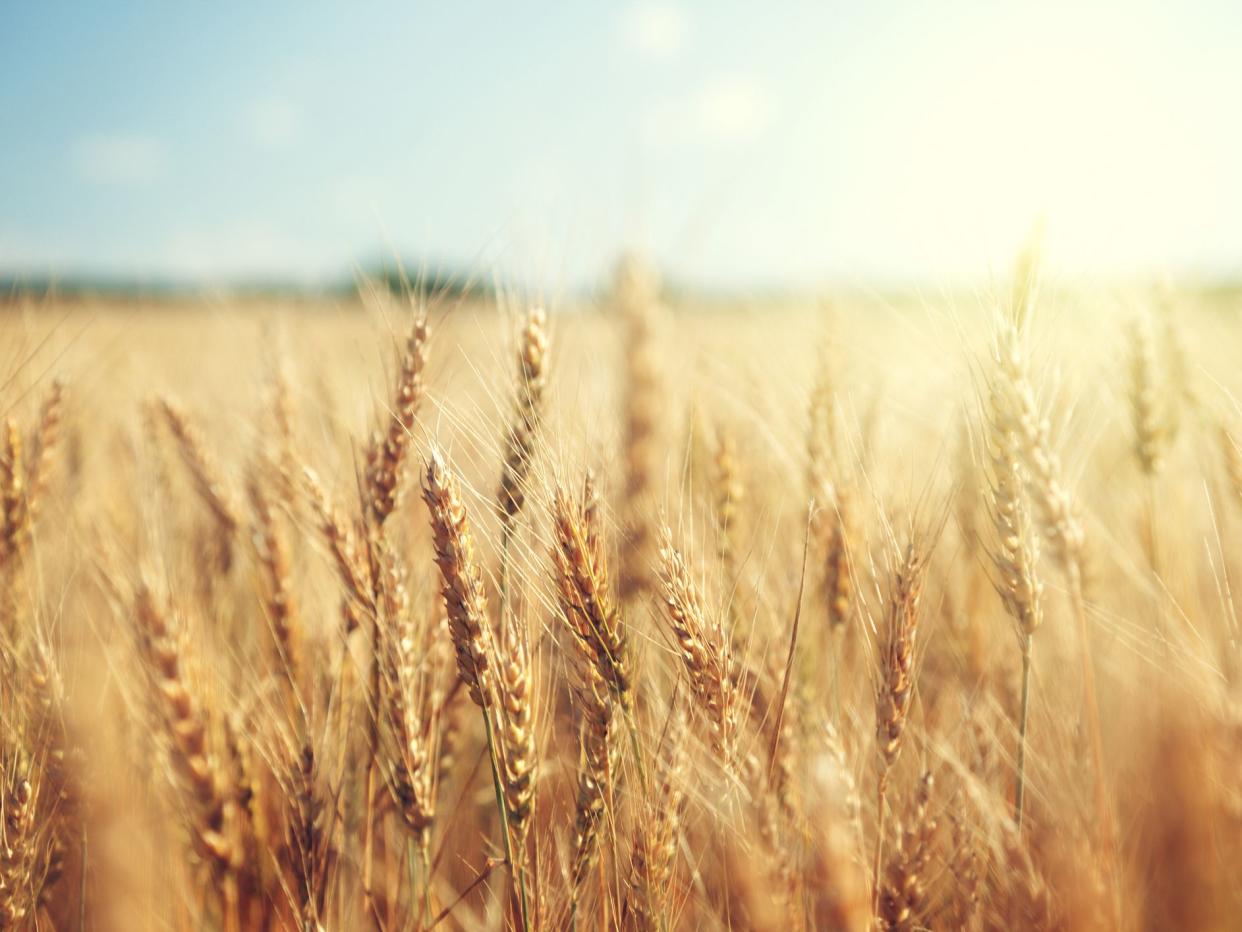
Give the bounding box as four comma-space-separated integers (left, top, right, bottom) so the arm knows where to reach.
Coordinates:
248, 469, 303, 702
422, 448, 496, 711
656, 527, 739, 764
159, 398, 242, 561
550, 477, 631, 708
568, 664, 618, 910
25, 378, 63, 523
498, 308, 549, 530
366, 312, 429, 526
133, 584, 242, 883
616, 256, 660, 606
872, 540, 928, 915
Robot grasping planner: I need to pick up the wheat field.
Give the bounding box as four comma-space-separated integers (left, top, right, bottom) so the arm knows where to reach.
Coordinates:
1, 259, 1240, 931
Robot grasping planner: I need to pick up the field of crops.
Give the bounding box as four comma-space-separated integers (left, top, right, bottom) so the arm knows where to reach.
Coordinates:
1, 261, 1240, 930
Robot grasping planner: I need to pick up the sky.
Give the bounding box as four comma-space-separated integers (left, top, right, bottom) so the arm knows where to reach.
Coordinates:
2, 1, 1242, 291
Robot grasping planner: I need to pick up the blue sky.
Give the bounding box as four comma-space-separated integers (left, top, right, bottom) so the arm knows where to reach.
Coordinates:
3, 1, 1241, 289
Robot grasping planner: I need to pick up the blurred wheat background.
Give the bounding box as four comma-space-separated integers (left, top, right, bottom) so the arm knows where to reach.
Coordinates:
2, 263, 1242, 930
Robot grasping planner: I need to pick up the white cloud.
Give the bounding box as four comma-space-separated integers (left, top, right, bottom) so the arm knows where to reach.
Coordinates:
72, 133, 167, 185
242, 96, 304, 148
620, 3, 687, 56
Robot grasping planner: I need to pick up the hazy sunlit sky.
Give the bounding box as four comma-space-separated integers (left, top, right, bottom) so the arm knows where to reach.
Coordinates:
2, 1, 1241, 289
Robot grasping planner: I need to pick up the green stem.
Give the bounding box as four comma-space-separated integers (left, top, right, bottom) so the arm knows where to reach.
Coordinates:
624, 708, 650, 795
480, 707, 529, 932
516, 864, 531, 932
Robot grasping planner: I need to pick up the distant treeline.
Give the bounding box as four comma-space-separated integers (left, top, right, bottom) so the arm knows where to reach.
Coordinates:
361, 264, 496, 300
6, 267, 1242, 308
0, 262, 496, 304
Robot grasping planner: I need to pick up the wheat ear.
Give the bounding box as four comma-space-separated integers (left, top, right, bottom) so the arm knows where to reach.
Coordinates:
872, 541, 928, 915
983, 368, 1044, 828
655, 527, 739, 764
366, 312, 429, 526
498, 307, 549, 530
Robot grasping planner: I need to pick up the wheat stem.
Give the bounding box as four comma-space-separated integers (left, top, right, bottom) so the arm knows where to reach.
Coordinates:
872, 770, 889, 918
1015, 635, 1033, 828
